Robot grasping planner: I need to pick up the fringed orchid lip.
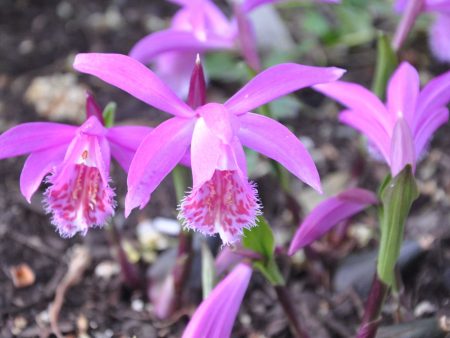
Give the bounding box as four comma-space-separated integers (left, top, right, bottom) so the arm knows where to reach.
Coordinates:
179, 170, 261, 245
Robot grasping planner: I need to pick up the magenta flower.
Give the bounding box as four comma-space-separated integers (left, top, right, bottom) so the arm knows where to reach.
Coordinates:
182, 263, 252, 338
314, 62, 450, 177
288, 188, 377, 255
130, 0, 340, 96
74, 53, 345, 244
0, 94, 152, 237
394, 0, 450, 62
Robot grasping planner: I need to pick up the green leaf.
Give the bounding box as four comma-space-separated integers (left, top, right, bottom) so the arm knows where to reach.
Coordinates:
242, 216, 274, 260
201, 242, 216, 299
242, 216, 285, 286
372, 32, 398, 100
102, 102, 117, 128
377, 166, 419, 288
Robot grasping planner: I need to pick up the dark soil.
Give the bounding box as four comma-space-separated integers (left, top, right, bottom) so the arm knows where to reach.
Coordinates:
0, 1, 449, 338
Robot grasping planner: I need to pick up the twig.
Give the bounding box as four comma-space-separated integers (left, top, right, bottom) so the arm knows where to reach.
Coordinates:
49, 245, 91, 338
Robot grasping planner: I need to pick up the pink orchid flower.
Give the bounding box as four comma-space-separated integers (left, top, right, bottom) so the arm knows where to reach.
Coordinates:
130, 0, 340, 97
289, 188, 377, 255
182, 263, 252, 338
0, 94, 152, 237
74, 53, 345, 244
314, 61, 450, 177
394, 0, 450, 62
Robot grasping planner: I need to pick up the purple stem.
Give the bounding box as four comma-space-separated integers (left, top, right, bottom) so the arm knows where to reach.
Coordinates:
356, 274, 389, 338
274, 286, 310, 338
392, 0, 425, 51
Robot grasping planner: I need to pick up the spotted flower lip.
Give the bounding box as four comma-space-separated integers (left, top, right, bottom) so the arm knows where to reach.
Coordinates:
0, 97, 152, 237
182, 263, 252, 338
314, 61, 450, 177
74, 52, 345, 243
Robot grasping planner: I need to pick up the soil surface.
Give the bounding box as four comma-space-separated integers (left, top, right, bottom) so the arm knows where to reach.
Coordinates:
0, 1, 449, 338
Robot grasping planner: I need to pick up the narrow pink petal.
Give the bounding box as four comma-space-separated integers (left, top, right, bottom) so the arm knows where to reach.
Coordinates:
390, 118, 416, 177
415, 68, 450, 129
238, 113, 322, 192
394, 0, 409, 12
20, 145, 67, 202
190, 117, 222, 188
187, 55, 207, 109
0, 123, 76, 159
314, 81, 392, 130
234, 3, 261, 71
425, 0, 450, 12
73, 53, 194, 118
107, 126, 152, 151
225, 64, 345, 115
107, 126, 152, 172
339, 110, 391, 163
288, 188, 377, 255
386, 62, 420, 125
129, 30, 234, 65
85, 92, 104, 124
109, 144, 135, 173
154, 52, 197, 99
414, 107, 448, 156
126, 117, 195, 216
182, 263, 252, 338
215, 247, 243, 276
429, 13, 450, 62
196, 103, 239, 145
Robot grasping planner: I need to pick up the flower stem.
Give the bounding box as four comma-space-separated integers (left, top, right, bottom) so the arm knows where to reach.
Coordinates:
274, 285, 310, 338
356, 274, 389, 338
106, 222, 142, 289
171, 165, 193, 311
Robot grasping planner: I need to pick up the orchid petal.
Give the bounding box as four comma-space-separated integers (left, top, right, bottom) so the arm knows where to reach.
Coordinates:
390, 118, 415, 177
288, 188, 377, 255
190, 117, 223, 188
107, 126, 152, 172
182, 263, 252, 338
155, 52, 197, 99
238, 112, 321, 192
20, 145, 67, 202
225, 64, 345, 115
414, 107, 449, 156
387, 62, 420, 125
429, 14, 450, 62
415, 68, 450, 128
107, 126, 153, 151
425, 0, 450, 12
74, 53, 194, 118
339, 110, 391, 163
85, 92, 104, 124
129, 30, 233, 65
314, 81, 392, 130
0, 123, 76, 159
126, 117, 195, 216
197, 103, 239, 145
